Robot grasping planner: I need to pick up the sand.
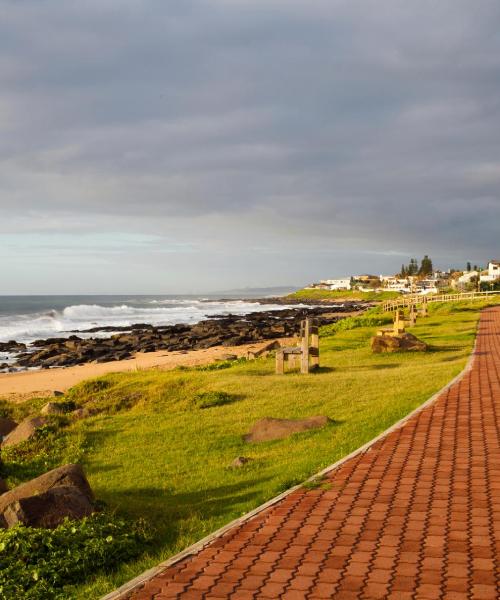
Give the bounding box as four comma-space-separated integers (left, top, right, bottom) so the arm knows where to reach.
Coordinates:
0, 338, 294, 403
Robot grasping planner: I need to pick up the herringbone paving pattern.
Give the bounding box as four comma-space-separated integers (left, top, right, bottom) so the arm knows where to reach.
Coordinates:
125, 307, 500, 599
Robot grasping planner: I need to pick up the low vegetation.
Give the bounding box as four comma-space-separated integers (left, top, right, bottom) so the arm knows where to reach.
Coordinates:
0, 513, 150, 600
1, 297, 498, 598
287, 288, 400, 301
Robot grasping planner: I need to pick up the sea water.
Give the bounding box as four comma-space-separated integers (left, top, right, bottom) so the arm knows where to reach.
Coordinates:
0, 293, 298, 347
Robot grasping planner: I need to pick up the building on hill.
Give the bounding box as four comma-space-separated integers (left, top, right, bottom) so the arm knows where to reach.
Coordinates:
457, 270, 479, 290
352, 274, 381, 289
320, 278, 352, 291
480, 261, 500, 283
380, 275, 411, 293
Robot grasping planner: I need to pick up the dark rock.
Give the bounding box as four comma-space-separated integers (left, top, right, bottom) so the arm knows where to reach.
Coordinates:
11, 303, 371, 371
245, 416, 330, 443
40, 402, 66, 416
371, 333, 428, 353
0, 417, 18, 438
53, 390, 64, 397
0, 464, 94, 529
1, 416, 49, 448
3, 486, 94, 529
0, 340, 26, 352
231, 456, 251, 468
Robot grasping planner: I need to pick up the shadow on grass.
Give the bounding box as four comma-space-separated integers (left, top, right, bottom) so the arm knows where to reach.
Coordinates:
312, 366, 335, 374
347, 364, 400, 371
426, 345, 464, 353
103, 477, 274, 543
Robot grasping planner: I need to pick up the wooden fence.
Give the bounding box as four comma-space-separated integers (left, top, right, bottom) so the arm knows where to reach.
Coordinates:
382, 290, 500, 312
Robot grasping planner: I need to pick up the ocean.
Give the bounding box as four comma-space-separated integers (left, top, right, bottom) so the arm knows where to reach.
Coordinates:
0, 292, 297, 347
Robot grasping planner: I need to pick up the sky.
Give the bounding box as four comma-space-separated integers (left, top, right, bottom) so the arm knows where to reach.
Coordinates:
1, 0, 499, 294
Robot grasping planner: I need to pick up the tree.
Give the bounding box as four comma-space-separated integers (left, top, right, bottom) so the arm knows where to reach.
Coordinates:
418, 255, 433, 277
466, 261, 472, 272
408, 258, 419, 276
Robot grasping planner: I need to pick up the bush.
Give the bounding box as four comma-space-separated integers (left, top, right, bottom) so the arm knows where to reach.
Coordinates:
321, 314, 392, 337
0, 425, 84, 487
191, 391, 236, 409
0, 513, 151, 599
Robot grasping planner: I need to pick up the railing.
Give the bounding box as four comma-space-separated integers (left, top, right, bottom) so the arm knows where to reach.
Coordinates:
382, 290, 500, 312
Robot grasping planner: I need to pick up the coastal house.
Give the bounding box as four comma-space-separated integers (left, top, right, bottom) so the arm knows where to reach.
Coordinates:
415, 279, 439, 294
457, 270, 479, 289
480, 261, 500, 283
320, 278, 352, 291
380, 275, 411, 293
352, 274, 381, 289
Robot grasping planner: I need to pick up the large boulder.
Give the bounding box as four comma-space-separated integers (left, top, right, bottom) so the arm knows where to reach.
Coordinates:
40, 402, 66, 416
245, 416, 329, 443
3, 486, 94, 529
0, 417, 18, 438
0, 464, 94, 529
1, 416, 48, 448
371, 332, 428, 354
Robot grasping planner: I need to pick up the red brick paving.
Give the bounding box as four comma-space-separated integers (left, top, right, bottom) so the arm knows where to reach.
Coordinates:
124, 308, 500, 599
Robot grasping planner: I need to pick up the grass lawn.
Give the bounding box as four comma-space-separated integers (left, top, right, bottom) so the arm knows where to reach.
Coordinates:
2, 299, 498, 598
288, 288, 400, 302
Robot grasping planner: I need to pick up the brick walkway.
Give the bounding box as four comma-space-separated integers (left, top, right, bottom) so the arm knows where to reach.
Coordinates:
123, 308, 500, 599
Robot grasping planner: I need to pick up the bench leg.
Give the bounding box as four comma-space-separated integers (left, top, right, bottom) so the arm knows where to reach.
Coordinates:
276, 351, 284, 374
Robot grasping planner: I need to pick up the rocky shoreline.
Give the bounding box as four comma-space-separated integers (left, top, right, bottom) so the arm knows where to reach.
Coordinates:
0, 302, 369, 372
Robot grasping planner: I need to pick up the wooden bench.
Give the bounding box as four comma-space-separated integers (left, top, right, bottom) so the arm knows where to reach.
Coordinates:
276, 318, 319, 374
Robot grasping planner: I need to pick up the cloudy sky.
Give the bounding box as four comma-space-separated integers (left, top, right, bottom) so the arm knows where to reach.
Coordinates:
1, 0, 499, 294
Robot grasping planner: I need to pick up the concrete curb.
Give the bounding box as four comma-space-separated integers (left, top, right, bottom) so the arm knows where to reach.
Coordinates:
101, 324, 480, 600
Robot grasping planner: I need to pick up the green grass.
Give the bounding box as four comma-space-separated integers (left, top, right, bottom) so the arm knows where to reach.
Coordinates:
2, 298, 498, 598
288, 288, 400, 301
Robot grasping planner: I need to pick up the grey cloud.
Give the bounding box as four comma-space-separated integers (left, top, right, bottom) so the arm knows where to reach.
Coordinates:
0, 0, 499, 291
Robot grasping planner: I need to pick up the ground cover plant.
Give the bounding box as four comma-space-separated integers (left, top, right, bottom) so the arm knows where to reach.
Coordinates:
287, 288, 400, 301
1, 298, 498, 598
0, 513, 150, 600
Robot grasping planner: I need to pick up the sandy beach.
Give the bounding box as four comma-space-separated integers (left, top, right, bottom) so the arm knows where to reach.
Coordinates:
0, 338, 294, 403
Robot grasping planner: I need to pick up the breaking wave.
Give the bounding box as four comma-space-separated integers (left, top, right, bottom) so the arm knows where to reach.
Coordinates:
0, 298, 292, 346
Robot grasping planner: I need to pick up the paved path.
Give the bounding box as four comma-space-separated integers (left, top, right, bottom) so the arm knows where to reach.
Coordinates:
123, 308, 500, 599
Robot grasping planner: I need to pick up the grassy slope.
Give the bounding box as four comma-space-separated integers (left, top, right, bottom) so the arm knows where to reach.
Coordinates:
288, 288, 400, 301
60, 299, 496, 598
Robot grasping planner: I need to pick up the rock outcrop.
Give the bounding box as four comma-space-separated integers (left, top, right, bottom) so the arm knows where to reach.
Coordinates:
245, 416, 330, 443
3, 304, 368, 371
0, 464, 94, 528
1, 416, 49, 448
40, 402, 66, 416
371, 332, 428, 353
0, 417, 18, 438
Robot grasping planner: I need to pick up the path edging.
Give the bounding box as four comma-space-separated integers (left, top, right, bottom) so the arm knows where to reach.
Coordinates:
101, 332, 479, 600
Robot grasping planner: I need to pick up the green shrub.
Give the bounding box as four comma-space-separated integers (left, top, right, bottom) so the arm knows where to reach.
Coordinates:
0, 397, 51, 422
65, 377, 145, 415
191, 391, 236, 409
72, 379, 112, 395
0, 512, 151, 599
0, 425, 85, 487
321, 313, 392, 337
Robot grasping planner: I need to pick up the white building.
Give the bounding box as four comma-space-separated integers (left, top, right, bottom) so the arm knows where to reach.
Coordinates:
457, 270, 479, 286
480, 261, 500, 283
320, 278, 352, 291
415, 279, 439, 294
380, 276, 411, 293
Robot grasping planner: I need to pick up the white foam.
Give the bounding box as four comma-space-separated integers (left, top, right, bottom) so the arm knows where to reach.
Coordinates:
0, 299, 299, 345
